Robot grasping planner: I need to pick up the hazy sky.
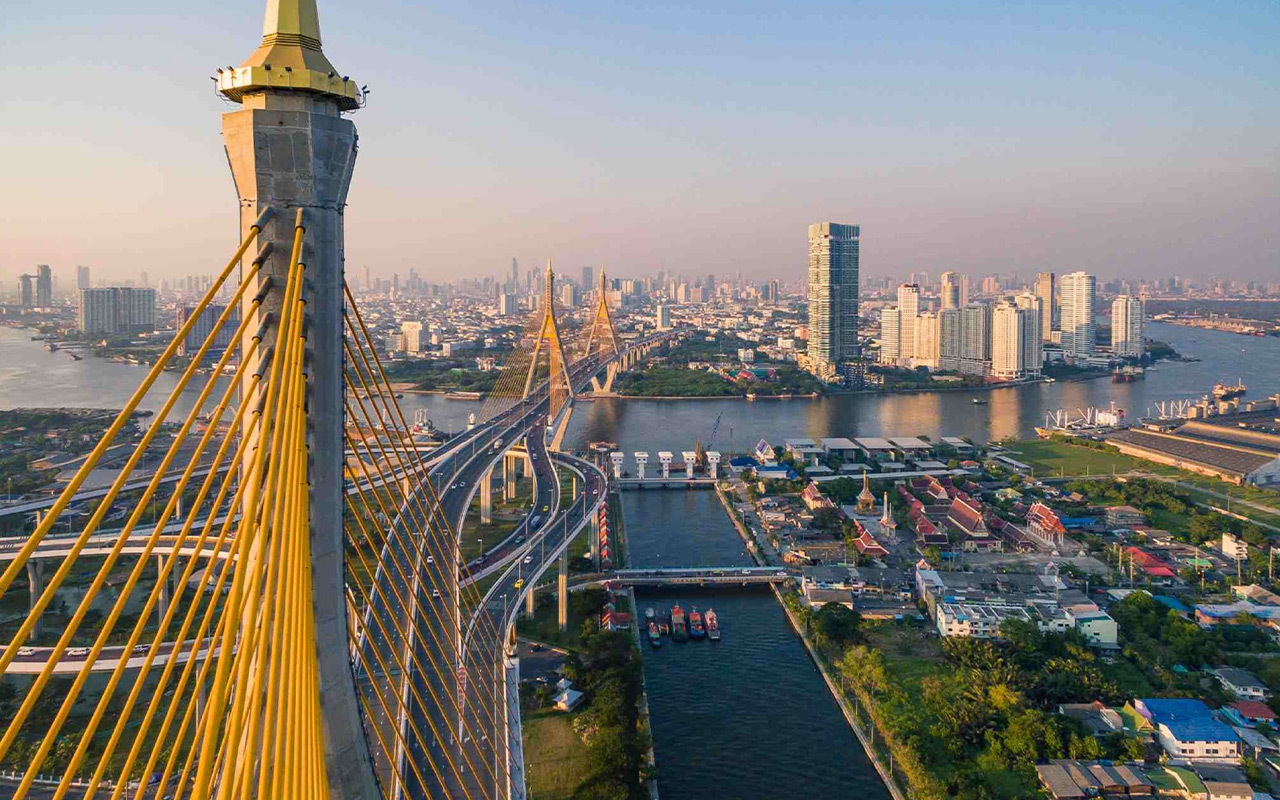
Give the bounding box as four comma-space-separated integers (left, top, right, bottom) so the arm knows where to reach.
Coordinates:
2, 0, 1278, 285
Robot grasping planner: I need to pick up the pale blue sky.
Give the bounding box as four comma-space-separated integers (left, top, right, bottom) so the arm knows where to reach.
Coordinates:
2, 0, 1277, 283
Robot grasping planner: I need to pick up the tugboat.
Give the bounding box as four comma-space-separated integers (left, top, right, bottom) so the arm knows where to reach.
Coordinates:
648, 621, 662, 648
705, 608, 721, 641
689, 609, 706, 640
670, 604, 688, 642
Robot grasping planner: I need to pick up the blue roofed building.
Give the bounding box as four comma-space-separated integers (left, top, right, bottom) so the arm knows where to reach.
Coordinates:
1134, 698, 1240, 763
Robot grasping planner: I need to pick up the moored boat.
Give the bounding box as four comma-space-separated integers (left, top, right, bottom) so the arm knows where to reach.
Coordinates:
648, 621, 662, 648
689, 608, 706, 640
705, 608, 721, 641
670, 604, 688, 642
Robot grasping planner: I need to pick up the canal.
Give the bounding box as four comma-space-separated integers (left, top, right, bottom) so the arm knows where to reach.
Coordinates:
622, 490, 890, 800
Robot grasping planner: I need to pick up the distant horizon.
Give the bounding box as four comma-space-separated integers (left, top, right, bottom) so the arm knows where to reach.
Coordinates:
2, 0, 1277, 284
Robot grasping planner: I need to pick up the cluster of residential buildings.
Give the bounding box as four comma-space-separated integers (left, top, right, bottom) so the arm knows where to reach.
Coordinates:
875, 271, 1147, 379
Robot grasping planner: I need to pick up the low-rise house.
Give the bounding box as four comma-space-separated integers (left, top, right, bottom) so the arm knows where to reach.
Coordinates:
1057, 701, 1125, 737
1228, 700, 1277, 726
1134, 698, 1240, 763
1195, 601, 1280, 628
1215, 667, 1269, 701
1067, 608, 1120, 650
1105, 505, 1147, 527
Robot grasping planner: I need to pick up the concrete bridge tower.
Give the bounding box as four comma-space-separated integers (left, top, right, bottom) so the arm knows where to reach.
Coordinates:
610, 451, 625, 479
216, 1, 378, 796
658, 451, 673, 479
634, 452, 649, 480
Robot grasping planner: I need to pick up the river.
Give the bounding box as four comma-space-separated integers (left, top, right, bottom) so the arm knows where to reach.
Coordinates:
4, 323, 1277, 448
622, 490, 889, 800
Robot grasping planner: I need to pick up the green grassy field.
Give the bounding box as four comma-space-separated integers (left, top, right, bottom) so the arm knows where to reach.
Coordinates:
522, 709, 593, 800
1005, 439, 1165, 478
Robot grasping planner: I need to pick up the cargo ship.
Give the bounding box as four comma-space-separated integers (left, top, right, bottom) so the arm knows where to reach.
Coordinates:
705, 608, 720, 641
670, 604, 688, 642
648, 621, 662, 648
689, 609, 706, 640
1213, 380, 1246, 400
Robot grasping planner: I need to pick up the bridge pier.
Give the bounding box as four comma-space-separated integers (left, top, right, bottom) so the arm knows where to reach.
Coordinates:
525, 586, 535, 618
26, 559, 44, 640
558, 550, 569, 632
504, 451, 521, 502
155, 554, 170, 623
480, 464, 494, 524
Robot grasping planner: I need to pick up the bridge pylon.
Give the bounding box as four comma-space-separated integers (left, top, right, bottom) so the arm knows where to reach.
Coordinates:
582, 269, 620, 362
522, 260, 576, 421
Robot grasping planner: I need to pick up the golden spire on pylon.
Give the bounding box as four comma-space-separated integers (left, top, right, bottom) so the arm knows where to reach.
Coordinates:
215, 0, 360, 110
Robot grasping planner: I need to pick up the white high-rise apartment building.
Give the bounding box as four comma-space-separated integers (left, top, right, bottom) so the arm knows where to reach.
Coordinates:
958, 303, 992, 375
878, 306, 901, 364
400, 321, 423, 354
1015, 293, 1044, 373
806, 223, 861, 377
1111, 295, 1145, 358
940, 272, 962, 310
656, 304, 672, 330
914, 310, 940, 369
1060, 271, 1097, 357
938, 308, 963, 371
897, 283, 920, 359
991, 300, 1042, 379
78, 287, 156, 335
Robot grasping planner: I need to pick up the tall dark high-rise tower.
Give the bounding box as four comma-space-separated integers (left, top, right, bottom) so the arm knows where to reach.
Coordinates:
806, 222, 860, 378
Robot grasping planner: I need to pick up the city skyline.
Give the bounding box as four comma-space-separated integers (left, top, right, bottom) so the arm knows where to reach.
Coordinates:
2, 0, 1277, 283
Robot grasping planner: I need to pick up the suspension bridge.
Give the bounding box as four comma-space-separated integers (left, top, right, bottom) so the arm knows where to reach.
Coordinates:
0, 1, 674, 798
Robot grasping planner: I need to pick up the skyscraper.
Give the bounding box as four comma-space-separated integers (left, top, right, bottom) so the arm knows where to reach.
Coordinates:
656, 304, 671, 330
940, 272, 961, 310
959, 303, 992, 375
400, 321, 423, 354
581, 266, 594, 292
18, 275, 34, 308
990, 301, 1041, 379
1060, 271, 1097, 357
1111, 295, 1145, 358
914, 310, 940, 369
896, 283, 920, 359
512, 258, 520, 292
77, 266, 91, 290
78, 288, 156, 334
805, 222, 860, 378
1034, 272, 1056, 341
938, 308, 962, 371
878, 306, 901, 364
1015, 292, 1045, 374
35, 265, 52, 307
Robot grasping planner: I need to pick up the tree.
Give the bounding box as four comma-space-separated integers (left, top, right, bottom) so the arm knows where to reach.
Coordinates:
812, 602, 862, 650
571, 586, 610, 618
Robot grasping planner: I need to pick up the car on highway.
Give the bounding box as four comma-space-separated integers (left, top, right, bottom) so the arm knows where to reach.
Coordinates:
67, 647, 89, 657
514, 579, 524, 589
431, 588, 441, 599
523, 556, 532, 565
17, 647, 36, 657
426, 555, 434, 564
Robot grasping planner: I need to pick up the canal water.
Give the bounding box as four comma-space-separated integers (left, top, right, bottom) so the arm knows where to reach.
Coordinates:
4, 322, 1279, 448
622, 491, 890, 800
